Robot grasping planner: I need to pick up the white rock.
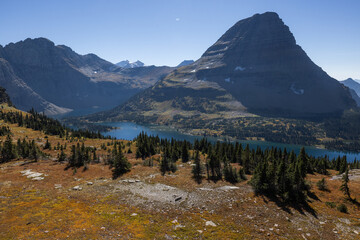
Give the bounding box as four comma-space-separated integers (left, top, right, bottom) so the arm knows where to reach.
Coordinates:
174, 224, 185, 230
218, 186, 239, 191
73, 186, 82, 191
131, 213, 138, 216
32, 177, 44, 181
87, 182, 93, 185
354, 230, 359, 235
27, 172, 43, 178
205, 221, 217, 227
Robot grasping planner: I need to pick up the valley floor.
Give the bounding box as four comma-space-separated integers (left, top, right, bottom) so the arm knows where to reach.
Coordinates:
1, 157, 360, 239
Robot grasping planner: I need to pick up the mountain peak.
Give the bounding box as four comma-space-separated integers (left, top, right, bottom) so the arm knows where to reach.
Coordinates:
253, 11, 280, 19
202, 11, 295, 62
116, 60, 144, 68
23, 37, 55, 47
177, 60, 194, 67
108, 12, 356, 121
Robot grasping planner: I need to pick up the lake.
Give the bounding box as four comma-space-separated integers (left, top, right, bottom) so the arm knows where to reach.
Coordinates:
102, 122, 360, 162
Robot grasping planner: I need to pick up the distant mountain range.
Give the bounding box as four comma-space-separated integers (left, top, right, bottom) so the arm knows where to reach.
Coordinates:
0, 38, 173, 115
116, 60, 145, 68
342, 78, 360, 96
88, 12, 356, 123
341, 78, 360, 106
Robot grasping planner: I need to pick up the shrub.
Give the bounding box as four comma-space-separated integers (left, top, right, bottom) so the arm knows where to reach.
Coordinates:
316, 178, 328, 191
325, 202, 336, 208
337, 204, 348, 213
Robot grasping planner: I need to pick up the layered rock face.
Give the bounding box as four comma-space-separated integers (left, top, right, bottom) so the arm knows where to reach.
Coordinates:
98, 12, 355, 122
0, 38, 172, 115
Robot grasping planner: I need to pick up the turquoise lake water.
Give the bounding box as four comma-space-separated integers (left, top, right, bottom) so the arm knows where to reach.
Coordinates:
102, 122, 360, 162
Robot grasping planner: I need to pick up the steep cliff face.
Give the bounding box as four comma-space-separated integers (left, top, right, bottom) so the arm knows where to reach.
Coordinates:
97, 12, 355, 122
0, 57, 71, 115
0, 38, 172, 115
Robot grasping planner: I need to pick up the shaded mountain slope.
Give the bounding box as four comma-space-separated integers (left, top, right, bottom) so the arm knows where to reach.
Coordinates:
0, 38, 173, 115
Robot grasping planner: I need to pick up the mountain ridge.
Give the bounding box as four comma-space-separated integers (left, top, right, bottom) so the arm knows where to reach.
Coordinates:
88, 12, 356, 123
0, 38, 173, 115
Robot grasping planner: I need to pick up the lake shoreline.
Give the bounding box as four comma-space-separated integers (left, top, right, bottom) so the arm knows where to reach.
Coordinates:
100, 121, 360, 162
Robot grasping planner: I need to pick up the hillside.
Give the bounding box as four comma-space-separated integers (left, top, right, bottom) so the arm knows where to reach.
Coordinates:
90, 12, 356, 124
342, 78, 360, 96
341, 78, 360, 106
0, 103, 360, 239
0, 38, 173, 115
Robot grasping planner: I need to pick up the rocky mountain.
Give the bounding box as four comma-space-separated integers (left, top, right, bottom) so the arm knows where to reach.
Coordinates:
177, 60, 194, 67
0, 38, 172, 115
341, 78, 360, 106
116, 60, 145, 68
89, 12, 356, 123
342, 78, 360, 96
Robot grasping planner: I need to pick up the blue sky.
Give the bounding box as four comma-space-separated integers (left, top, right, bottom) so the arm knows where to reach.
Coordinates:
1, 0, 359, 79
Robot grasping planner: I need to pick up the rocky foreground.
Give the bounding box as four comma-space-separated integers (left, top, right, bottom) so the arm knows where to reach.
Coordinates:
1, 157, 360, 239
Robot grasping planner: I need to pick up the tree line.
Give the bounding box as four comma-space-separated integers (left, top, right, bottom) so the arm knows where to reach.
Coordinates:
134, 132, 359, 203
0, 108, 111, 139
0, 135, 42, 163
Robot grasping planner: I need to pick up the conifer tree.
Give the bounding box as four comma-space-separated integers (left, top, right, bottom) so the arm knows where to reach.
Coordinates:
112, 145, 131, 179
339, 156, 347, 174
160, 151, 171, 175
250, 160, 269, 194
181, 141, 189, 163
297, 147, 308, 177
340, 166, 351, 199
1, 135, 15, 162
243, 144, 250, 174
44, 139, 51, 150
192, 150, 203, 183
58, 149, 66, 162
223, 162, 239, 184
30, 140, 38, 162
238, 167, 247, 181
